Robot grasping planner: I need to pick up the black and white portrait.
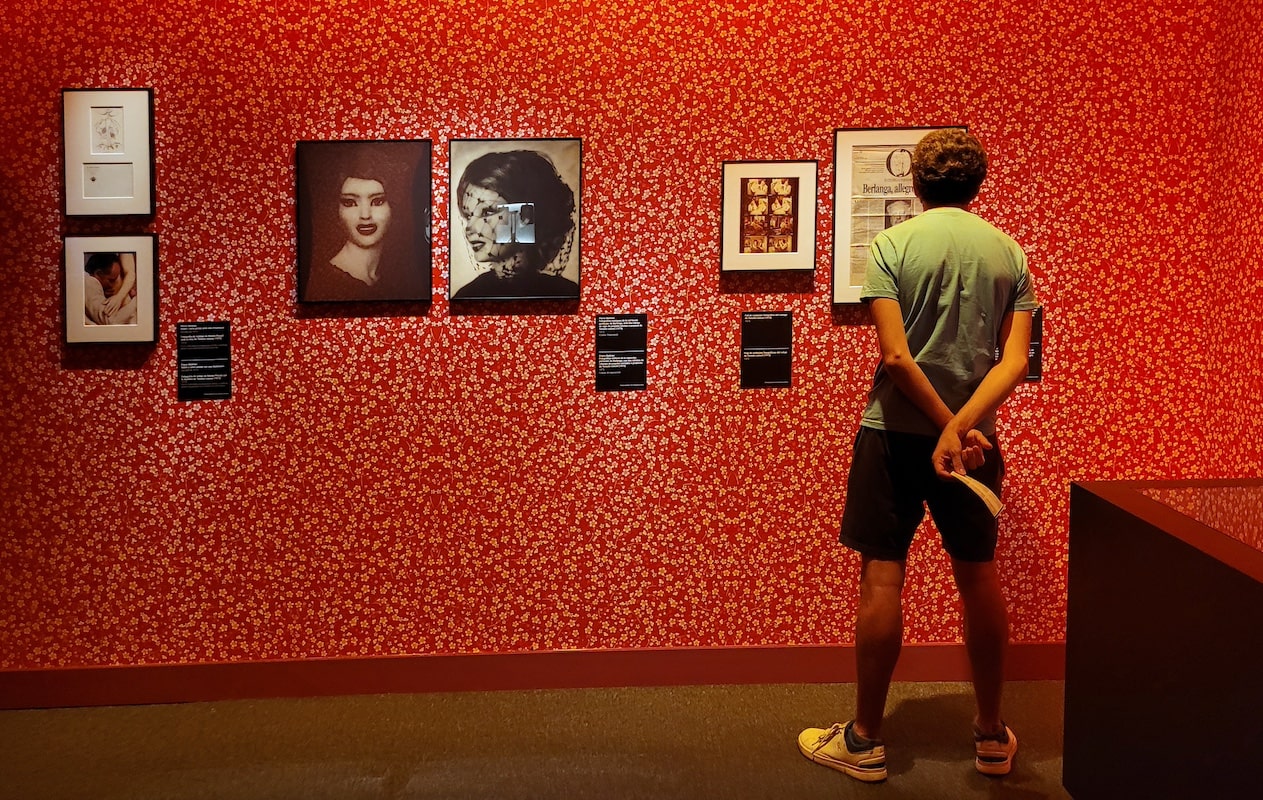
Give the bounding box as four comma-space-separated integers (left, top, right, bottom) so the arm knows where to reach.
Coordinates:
448, 138, 581, 301
884, 198, 916, 228
296, 140, 432, 303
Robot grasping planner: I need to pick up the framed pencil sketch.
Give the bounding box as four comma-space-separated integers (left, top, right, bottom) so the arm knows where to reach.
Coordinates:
449, 138, 581, 301
831, 126, 964, 303
62, 88, 155, 216
64, 234, 158, 344
295, 139, 433, 303
721, 160, 817, 272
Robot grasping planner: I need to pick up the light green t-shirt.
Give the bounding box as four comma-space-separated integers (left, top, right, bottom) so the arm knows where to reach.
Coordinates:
860, 207, 1038, 436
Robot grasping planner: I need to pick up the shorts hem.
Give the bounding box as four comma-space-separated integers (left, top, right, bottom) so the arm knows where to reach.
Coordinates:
940, 549, 997, 564
839, 535, 908, 562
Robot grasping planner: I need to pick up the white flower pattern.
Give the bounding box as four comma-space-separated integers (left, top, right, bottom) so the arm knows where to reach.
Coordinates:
0, 0, 1259, 668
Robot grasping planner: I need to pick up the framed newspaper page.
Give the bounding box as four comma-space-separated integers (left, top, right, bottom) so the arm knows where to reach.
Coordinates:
831, 126, 963, 303
63, 234, 159, 344
720, 160, 817, 272
62, 88, 155, 216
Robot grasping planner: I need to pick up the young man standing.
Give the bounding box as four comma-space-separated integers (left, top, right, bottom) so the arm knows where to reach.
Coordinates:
799, 129, 1037, 782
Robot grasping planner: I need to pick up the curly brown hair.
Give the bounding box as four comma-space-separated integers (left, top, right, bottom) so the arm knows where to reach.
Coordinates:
912, 129, 988, 206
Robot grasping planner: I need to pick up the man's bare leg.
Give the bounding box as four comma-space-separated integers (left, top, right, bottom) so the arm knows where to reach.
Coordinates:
951, 558, 1008, 733
854, 557, 907, 739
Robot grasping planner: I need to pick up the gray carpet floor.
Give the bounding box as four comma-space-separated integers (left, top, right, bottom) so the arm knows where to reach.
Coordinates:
0, 681, 1070, 799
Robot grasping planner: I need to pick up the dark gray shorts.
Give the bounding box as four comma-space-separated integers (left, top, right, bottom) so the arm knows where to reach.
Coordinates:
838, 426, 1004, 563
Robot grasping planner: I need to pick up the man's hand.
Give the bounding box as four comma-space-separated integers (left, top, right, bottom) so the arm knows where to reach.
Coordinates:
933, 428, 992, 479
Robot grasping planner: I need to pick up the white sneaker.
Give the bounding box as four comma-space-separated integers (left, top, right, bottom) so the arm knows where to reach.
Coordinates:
798, 721, 888, 782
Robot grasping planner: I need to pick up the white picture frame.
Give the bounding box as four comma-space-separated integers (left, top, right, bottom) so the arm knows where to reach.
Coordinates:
64, 234, 159, 344
720, 160, 818, 272
62, 88, 155, 216
831, 126, 964, 303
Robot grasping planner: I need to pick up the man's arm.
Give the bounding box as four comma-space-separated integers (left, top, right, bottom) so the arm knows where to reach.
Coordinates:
869, 297, 955, 429
110, 293, 138, 325
870, 297, 994, 470
933, 309, 1034, 478
102, 253, 136, 316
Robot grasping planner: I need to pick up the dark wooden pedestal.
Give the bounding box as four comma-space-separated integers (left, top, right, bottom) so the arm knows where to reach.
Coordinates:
1064, 481, 1263, 799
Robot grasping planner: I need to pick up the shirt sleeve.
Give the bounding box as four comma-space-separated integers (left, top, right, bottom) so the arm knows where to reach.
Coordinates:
860, 233, 900, 302
1011, 250, 1039, 313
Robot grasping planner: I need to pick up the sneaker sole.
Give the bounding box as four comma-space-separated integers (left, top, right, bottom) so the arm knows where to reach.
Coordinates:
975, 728, 1017, 776
975, 757, 1013, 776
797, 739, 888, 782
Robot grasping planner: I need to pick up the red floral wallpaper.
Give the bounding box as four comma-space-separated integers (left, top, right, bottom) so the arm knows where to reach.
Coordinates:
1207, 0, 1263, 463
1, 0, 1260, 669
1141, 486, 1263, 552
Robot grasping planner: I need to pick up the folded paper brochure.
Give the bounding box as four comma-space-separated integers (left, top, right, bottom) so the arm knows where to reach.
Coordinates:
951, 471, 1004, 518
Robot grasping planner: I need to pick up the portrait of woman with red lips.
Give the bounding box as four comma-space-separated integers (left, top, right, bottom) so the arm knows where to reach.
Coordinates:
296, 140, 432, 303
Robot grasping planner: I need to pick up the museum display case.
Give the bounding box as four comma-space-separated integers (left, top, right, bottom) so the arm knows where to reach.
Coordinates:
1064, 480, 1263, 799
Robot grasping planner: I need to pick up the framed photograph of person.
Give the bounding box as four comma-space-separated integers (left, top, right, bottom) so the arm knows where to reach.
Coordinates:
62, 88, 155, 216
296, 139, 432, 303
63, 234, 158, 344
720, 160, 817, 272
449, 138, 581, 301
831, 126, 965, 303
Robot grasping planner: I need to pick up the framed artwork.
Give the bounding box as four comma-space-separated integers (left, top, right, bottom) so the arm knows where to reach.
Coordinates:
295, 139, 432, 303
449, 138, 581, 301
62, 88, 155, 216
64, 234, 158, 344
721, 160, 817, 272
831, 126, 964, 303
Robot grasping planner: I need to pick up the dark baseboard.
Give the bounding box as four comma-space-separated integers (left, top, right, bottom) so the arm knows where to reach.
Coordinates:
0, 642, 1065, 710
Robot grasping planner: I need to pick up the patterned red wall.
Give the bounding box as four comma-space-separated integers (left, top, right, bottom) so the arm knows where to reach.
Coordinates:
1, 0, 1259, 668
1208, 0, 1263, 461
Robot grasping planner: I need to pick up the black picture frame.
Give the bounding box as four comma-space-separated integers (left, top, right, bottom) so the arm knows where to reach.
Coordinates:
831, 126, 964, 303
295, 139, 433, 303
448, 138, 582, 301
721, 160, 817, 272
62, 88, 155, 217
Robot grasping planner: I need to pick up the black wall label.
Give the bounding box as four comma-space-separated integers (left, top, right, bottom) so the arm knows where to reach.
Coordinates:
596, 314, 647, 392
741, 311, 792, 389
177, 321, 231, 401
